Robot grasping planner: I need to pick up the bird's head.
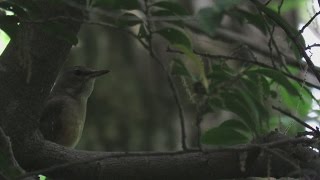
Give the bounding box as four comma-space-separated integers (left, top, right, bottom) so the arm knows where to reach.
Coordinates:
51, 66, 109, 99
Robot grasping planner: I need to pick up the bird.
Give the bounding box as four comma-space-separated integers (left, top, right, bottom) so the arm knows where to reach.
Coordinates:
39, 66, 109, 148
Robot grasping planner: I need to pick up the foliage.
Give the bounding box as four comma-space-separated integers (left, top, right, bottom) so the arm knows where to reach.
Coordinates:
0, 0, 314, 151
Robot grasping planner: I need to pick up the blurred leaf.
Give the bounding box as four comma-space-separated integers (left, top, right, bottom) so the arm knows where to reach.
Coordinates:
39, 175, 46, 180
171, 58, 191, 77
247, 68, 300, 96
243, 74, 270, 100
150, 1, 189, 15
220, 119, 251, 134
117, 9, 146, 27
208, 97, 224, 110
278, 84, 312, 116
208, 64, 233, 91
173, 45, 209, 91
268, 0, 303, 12
197, 0, 241, 35
214, 0, 241, 11
0, 1, 27, 17
235, 9, 268, 34
201, 126, 250, 145
240, 76, 270, 120
93, 0, 139, 9
155, 27, 191, 48
252, 0, 305, 58
197, 7, 223, 35
151, 9, 184, 27
222, 92, 257, 133
138, 23, 149, 39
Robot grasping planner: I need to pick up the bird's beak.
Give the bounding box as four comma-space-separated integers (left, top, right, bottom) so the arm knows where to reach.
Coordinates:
88, 69, 110, 78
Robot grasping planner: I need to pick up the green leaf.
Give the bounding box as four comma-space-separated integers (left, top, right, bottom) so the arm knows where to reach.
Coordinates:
267, 0, 303, 12
150, 1, 189, 15
39, 175, 46, 180
222, 92, 257, 133
171, 58, 191, 77
138, 23, 149, 39
251, 0, 305, 58
220, 119, 250, 133
278, 84, 312, 116
93, 0, 139, 10
235, 9, 268, 34
247, 68, 300, 96
117, 10, 146, 27
173, 44, 209, 91
214, 0, 241, 11
0, 2, 28, 18
197, 0, 241, 35
155, 27, 191, 48
208, 97, 224, 110
240, 76, 270, 122
197, 7, 223, 35
201, 126, 250, 145
151, 9, 184, 27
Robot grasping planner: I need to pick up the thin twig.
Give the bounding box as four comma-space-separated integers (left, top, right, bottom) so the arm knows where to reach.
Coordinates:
167, 47, 320, 90
272, 106, 319, 133
250, 0, 320, 84
299, 11, 320, 35
142, 0, 187, 150
306, 43, 320, 50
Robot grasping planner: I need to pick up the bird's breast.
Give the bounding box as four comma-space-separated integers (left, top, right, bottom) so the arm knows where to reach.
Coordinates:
57, 99, 87, 147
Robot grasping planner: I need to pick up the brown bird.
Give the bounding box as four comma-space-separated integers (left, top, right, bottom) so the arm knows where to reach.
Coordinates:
40, 66, 109, 147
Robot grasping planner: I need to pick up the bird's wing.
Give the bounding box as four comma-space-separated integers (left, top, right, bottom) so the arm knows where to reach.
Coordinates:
39, 97, 65, 142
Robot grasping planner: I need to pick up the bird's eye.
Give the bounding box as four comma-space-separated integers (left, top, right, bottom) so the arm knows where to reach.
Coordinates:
74, 70, 82, 76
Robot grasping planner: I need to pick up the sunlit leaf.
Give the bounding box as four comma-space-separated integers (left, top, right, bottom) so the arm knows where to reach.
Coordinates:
278, 84, 312, 116
267, 0, 303, 12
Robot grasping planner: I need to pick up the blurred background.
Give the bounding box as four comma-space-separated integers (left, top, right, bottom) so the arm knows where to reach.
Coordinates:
65, 0, 320, 151
2, 0, 320, 151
